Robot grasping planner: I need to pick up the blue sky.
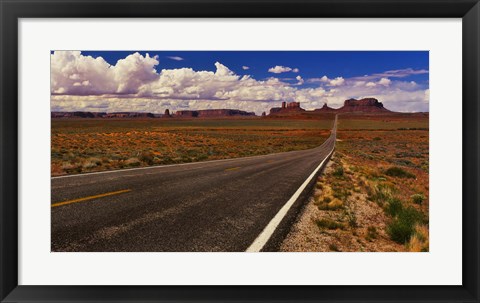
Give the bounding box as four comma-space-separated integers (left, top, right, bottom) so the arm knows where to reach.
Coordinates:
79, 51, 429, 88
51, 51, 429, 114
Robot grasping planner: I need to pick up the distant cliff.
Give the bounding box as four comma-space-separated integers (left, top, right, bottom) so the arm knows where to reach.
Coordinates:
313, 98, 391, 113
269, 101, 305, 115
314, 103, 337, 113
51, 112, 157, 118
52, 109, 256, 119
175, 109, 256, 118
340, 98, 389, 112
51, 97, 394, 120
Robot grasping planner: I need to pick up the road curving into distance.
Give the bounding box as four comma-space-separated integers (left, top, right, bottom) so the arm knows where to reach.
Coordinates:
51, 115, 337, 252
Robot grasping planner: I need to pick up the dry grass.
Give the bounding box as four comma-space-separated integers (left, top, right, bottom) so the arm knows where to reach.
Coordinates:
51, 118, 333, 176
407, 224, 429, 252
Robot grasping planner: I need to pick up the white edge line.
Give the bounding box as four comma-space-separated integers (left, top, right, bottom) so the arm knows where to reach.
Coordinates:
51, 149, 304, 179
245, 139, 335, 252
51, 156, 246, 179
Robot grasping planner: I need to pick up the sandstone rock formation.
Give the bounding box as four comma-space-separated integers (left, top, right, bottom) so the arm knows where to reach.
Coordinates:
340, 98, 389, 112
175, 109, 256, 118
269, 101, 305, 115
51, 111, 102, 118
310, 98, 391, 114
51, 111, 155, 118
105, 112, 155, 118
314, 103, 337, 113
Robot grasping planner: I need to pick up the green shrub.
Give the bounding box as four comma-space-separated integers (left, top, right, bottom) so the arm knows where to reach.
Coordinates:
385, 167, 415, 179
385, 198, 403, 217
368, 183, 394, 206
387, 207, 423, 243
316, 219, 345, 230
332, 166, 344, 177
411, 194, 426, 205
318, 198, 343, 211
196, 154, 209, 161
329, 243, 340, 252
160, 156, 174, 165
139, 151, 155, 165
366, 226, 378, 241
345, 209, 358, 228
332, 188, 351, 201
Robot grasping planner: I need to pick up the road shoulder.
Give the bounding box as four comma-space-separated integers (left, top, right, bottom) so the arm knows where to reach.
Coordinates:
279, 153, 405, 252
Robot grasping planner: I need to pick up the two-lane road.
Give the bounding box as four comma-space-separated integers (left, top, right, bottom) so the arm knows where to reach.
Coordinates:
51, 116, 337, 252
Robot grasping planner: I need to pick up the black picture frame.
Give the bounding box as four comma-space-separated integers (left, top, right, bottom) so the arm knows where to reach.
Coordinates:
1, 0, 479, 302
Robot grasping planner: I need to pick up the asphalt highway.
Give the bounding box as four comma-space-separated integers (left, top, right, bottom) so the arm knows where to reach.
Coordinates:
51, 116, 337, 252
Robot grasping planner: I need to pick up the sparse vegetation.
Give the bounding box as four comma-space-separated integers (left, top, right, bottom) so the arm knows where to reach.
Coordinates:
407, 224, 429, 252
345, 209, 358, 228
318, 197, 344, 211
366, 226, 378, 241
316, 219, 345, 230
387, 206, 424, 244
124, 157, 141, 167
411, 194, 426, 205
337, 116, 428, 130
385, 198, 403, 217
52, 118, 332, 176
368, 183, 395, 206
332, 166, 344, 177
385, 166, 415, 179
281, 115, 429, 252
139, 151, 155, 165
332, 187, 352, 201
314, 161, 353, 211
329, 243, 340, 251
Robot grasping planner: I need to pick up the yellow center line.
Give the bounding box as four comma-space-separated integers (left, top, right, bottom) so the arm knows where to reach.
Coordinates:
51, 189, 132, 208
224, 167, 241, 172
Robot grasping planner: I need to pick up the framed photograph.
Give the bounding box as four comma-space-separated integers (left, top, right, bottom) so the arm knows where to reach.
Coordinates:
1, 0, 479, 302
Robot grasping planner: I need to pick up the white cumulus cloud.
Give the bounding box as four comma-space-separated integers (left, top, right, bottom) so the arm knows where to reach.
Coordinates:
329, 77, 345, 86
309, 76, 345, 86
268, 65, 299, 74
295, 75, 304, 85
378, 77, 392, 86
51, 51, 159, 95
